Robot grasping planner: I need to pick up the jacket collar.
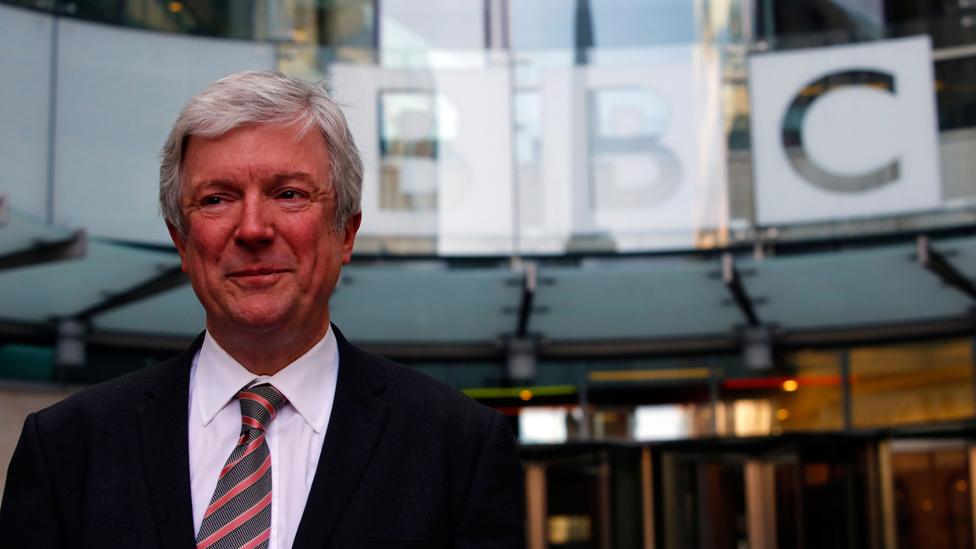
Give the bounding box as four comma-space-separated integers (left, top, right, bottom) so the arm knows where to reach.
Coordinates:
137, 332, 203, 549
292, 324, 390, 549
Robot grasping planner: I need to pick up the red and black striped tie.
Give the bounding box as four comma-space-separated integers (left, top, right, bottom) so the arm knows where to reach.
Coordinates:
196, 383, 287, 549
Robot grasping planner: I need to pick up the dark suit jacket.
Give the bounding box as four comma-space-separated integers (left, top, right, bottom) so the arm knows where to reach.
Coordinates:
0, 327, 525, 548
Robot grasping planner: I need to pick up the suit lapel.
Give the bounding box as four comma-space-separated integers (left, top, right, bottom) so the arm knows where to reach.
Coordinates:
292, 327, 390, 549
136, 335, 201, 549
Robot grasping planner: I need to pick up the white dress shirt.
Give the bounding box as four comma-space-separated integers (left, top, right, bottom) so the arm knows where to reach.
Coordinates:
188, 328, 339, 549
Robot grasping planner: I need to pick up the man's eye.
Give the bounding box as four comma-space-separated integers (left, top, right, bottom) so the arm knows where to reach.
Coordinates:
278, 190, 303, 200
202, 196, 223, 206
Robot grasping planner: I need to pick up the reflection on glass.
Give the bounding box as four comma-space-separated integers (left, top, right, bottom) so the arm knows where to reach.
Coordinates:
548, 515, 592, 546
546, 453, 609, 548
777, 349, 844, 432
717, 350, 844, 436
378, 90, 438, 211
633, 405, 691, 441
588, 87, 680, 211
891, 441, 974, 549
520, 407, 569, 444
379, 0, 483, 67
756, 0, 884, 49
850, 339, 974, 428
591, 408, 630, 439
509, 0, 695, 52
316, 0, 377, 64
515, 91, 545, 232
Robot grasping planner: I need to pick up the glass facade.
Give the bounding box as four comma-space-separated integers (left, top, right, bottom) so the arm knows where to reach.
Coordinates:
4, 0, 976, 254
5, 2, 976, 546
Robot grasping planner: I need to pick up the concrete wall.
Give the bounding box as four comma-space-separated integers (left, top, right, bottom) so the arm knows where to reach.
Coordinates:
0, 383, 80, 497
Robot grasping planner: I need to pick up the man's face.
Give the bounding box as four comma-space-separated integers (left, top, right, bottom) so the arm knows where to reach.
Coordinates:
169, 123, 360, 340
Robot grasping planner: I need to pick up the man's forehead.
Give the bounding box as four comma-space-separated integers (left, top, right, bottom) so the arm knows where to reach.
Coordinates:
182, 125, 330, 181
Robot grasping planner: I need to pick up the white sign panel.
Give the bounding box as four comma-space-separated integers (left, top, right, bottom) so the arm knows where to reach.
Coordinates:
532, 45, 727, 252
749, 36, 941, 225
330, 64, 515, 255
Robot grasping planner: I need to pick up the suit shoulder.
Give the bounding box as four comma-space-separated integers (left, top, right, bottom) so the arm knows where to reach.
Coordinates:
33, 352, 187, 428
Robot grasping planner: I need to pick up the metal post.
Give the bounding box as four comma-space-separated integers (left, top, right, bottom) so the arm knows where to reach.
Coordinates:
840, 349, 853, 431
46, 11, 60, 225
578, 364, 590, 439
504, 0, 521, 263
968, 446, 976, 549
970, 337, 976, 420
525, 463, 547, 549
878, 441, 897, 549
709, 366, 721, 436
745, 460, 777, 549
598, 454, 612, 549
641, 447, 656, 549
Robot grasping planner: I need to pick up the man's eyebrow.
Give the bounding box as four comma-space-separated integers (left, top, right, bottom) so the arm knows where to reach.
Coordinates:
190, 172, 317, 191
191, 178, 235, 192
267, 171, 316, 184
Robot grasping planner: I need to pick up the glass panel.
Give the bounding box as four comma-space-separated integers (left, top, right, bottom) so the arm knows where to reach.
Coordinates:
535, 263, 740, 340
777, 349, 845, 432
936, 57, 976, 132
771, 443, 874, 548
378, 91, 439, 212
0, 4, 52, 221
756, 0, 884, 48
717, 350, 843, 436
0, 240, 180, 323
739, 245, 971, 331
92, 284, 204, 337
663, 455, 748, 549
886, 0, 976, 49
891, 441, 974, 549
546, 454, 610, 548
328, 266, 523, 343
317, 0, 376, 63
379, 0, 483, 67
52, 16, 275, 244
8, 0, 976, 253
850, 339, 975, 428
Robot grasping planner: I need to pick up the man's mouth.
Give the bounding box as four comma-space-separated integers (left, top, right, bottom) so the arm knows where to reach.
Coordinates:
226, 268, 289, 277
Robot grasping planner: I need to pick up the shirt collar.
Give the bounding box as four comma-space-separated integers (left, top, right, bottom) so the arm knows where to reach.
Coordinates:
194, 327, 339, 434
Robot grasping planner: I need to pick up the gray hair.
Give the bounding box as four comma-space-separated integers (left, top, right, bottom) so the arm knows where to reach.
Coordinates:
159, 70, 363, 239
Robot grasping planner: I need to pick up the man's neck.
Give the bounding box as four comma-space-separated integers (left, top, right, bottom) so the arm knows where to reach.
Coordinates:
205, 322, 332, 375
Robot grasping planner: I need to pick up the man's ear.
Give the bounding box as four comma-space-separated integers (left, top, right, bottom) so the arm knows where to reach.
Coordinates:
166, 222, 189, 272
340, 212, 362, 265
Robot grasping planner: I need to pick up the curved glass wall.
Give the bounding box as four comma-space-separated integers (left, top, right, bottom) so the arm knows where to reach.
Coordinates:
1, 0, 976, 255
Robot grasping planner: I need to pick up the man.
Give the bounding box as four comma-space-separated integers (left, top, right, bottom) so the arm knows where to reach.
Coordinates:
0, 71, 524, 548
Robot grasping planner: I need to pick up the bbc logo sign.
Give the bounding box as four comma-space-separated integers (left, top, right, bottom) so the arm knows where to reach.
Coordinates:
749, 36, 942, 225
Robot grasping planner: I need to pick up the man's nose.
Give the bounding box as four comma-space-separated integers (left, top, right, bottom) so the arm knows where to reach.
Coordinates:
233, 196, 275, 246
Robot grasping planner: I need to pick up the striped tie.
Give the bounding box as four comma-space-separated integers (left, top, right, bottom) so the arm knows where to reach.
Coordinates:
196, 383, 287, 549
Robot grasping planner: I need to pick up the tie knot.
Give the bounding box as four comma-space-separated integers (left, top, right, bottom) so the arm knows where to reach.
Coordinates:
237, 383, 286, 433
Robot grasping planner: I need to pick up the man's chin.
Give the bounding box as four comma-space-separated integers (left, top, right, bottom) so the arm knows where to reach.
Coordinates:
210, 309, 297, 336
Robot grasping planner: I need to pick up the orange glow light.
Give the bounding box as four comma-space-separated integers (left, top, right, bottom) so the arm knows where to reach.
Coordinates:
168, 1, 183, 13
781, 379, 799, 392
518, 389, 533, 401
